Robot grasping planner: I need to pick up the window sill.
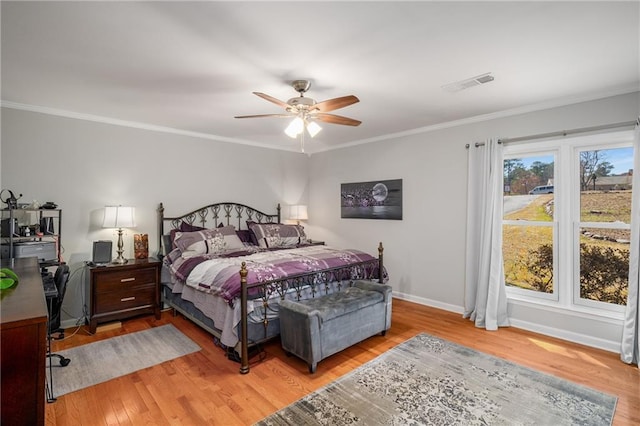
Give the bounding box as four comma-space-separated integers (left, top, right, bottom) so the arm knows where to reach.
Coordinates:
507, 294, 625, 324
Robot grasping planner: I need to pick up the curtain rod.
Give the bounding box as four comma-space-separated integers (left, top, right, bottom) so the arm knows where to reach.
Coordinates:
466, 120, 637, 148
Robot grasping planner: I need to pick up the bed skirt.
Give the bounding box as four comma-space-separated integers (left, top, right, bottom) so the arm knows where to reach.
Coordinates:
162, 285, 280, 352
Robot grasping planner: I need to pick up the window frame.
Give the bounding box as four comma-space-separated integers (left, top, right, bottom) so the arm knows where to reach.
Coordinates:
571, 141, 633, 314
502, 130, 633, 319
502, 145, 558, 302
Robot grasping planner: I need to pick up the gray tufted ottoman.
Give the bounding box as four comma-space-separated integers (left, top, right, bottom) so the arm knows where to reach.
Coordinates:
279, 280, 392, 373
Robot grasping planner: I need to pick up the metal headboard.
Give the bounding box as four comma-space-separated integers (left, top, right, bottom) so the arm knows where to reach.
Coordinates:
157, 202, 281, 256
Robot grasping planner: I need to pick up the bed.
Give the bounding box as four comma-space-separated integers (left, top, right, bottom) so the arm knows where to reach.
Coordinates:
157, 202, 386, 374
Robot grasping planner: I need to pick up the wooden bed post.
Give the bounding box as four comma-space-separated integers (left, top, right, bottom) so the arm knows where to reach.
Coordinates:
239, 262, 250, 374
378, 242, 384, 283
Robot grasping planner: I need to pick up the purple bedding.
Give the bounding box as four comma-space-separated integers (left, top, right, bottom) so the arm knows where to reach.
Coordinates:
164, 245, 382, 304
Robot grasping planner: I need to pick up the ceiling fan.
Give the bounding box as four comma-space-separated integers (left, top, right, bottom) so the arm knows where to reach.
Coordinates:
235, 80, 361, 148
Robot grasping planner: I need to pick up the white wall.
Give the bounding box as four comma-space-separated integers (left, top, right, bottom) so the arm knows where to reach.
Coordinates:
307, 92, 640, 352
1, 107, 309, 325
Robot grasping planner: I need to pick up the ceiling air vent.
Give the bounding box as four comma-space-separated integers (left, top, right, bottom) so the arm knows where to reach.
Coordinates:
441, 72, 495, 93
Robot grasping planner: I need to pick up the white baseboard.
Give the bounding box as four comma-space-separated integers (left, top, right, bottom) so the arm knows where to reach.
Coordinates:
508, 318, 620, 354
391, 291, 621, 354
392, 291, 465, 315
61, 293, 621, 354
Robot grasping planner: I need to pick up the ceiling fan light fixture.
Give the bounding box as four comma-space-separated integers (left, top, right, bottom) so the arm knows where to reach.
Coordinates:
237, 79, 360, 149
306, 120, 322, 137
285, 116, 304, 138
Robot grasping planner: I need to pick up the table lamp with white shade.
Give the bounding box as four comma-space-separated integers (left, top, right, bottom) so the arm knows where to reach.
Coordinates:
102, 205, 135, 264
289, 205, 308, 225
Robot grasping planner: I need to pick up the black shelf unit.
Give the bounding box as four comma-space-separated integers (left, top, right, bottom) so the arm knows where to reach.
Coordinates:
1, 207, 62, 267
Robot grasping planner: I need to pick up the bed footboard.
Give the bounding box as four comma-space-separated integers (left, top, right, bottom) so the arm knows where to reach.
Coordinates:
238, 242, 385, 374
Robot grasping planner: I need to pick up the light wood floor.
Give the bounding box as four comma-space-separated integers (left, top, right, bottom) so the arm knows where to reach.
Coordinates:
46, 298, 640, 425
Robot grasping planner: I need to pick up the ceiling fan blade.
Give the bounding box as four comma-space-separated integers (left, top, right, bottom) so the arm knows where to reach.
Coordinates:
314, 113, 362, 126
234, 114, 292, 119
312, 95, 359, 112
253, 92, 289, 109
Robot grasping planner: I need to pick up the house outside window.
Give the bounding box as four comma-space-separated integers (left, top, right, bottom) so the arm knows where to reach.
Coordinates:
502, 130, 634, 317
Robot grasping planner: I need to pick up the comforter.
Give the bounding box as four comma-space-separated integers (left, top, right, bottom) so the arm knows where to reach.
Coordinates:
164, 245, 382, 303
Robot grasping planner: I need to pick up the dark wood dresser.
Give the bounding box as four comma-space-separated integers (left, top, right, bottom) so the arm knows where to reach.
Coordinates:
0, 256, 48, 426
89, 258, 161, 333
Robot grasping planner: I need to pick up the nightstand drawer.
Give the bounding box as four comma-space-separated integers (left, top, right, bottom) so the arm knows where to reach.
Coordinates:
94, 267, 157, 293
94, 284, 155, 314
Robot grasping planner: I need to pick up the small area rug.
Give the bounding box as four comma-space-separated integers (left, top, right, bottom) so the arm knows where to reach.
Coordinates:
48, 324, 200, 397
257, 333, 616, 425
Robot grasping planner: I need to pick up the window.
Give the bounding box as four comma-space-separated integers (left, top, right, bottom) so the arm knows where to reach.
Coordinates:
503, 153, 557, 300
502, 131, 633, 316
575, 146, 632, 309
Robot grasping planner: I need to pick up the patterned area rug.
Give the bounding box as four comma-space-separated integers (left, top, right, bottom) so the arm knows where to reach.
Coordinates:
257, 333, 616, 425
47, 324, 200, 398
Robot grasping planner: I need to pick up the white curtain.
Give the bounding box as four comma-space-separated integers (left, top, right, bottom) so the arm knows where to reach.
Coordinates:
621, 118, 640, 367
464, 138, 510, 330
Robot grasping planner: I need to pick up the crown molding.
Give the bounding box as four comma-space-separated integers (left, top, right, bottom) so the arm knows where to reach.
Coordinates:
0, 100, 300, 154
311, 85, 640, 154
2, 84, 637, 157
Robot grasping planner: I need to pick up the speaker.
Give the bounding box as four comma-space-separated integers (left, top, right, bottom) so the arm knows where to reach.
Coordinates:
1, 218, 18, 237
92, 240, 112, 265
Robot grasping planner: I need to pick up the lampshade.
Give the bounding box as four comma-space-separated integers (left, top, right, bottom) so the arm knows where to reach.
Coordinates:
285, 116, 304, 138
285, 116, 322, 139
289, 205, 308, 221
306, 121, 322, 137
103, 206, 136, 229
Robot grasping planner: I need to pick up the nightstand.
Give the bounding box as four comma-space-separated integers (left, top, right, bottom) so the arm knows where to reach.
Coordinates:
88, 258, 161, 333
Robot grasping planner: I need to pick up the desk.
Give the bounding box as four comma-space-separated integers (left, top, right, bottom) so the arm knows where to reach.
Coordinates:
0, 256, 47, 426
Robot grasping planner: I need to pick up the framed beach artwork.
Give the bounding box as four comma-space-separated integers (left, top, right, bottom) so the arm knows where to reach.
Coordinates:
341, 179, 403, 220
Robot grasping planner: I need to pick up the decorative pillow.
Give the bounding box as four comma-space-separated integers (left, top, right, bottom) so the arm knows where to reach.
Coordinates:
173, 225, 245, 256
248, 223, 307, 248
162, 234, 173, 256
163, 246, 183, 266
181, 221, 206, 232
245, 220, 262, 246
169, 221, 207, 249
235, 229, 254, 244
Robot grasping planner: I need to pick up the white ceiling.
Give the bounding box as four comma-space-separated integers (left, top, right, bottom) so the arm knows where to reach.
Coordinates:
2, 1, 639, 154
